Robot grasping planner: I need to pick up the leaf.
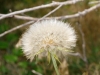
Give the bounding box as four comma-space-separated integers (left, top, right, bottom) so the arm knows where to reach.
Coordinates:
0, 65, 8, 73
36, 66, 43, 74
57, 47, 74, 52
47, 51, 51, 64
53, 54, 61, 64
12, 48, 23, 56
6, 33, 18, 42
51, 53, 60, 75
4, 54, 18, 63
18, 61, 28, 68
0, 41, 9, 49
34, 49, 45, 56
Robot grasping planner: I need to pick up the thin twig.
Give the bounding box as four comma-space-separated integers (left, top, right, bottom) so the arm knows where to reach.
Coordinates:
0, 21, 34, 37
0, 2, 100, 37
77, 22, 87, 62
89, 1, 100, 5
0, 4, 62, 37
0, 14, 38, 20
32, 70, 42, 75
38, 4, 63, 21
68, 52, 83, 60
0, 0, 82, 20
77, 22, 90, 74
1, 3, 100, 21
56, 3, 100, 19
74, 1, 89, 73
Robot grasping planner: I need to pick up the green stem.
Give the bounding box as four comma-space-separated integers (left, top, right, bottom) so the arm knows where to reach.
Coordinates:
51, 53, 60, 75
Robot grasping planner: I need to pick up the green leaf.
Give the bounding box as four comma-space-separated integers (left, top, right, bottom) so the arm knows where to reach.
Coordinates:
34, 49, 45, 56
51, 53, 60, 75
0, 41, 9, 49
0, 65, 8, 73
18, 61, 28, 68
53, 54, 61, 64
12, 48, 23, 56
36, 66, 43, 73
47, 51, 51, 64
57, 47, 74, 52
4, 54, 18, 63
6, 33, 18, 41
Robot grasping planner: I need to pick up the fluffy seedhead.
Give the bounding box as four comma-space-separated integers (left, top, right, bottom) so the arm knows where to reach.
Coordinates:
21, 19, 77, 61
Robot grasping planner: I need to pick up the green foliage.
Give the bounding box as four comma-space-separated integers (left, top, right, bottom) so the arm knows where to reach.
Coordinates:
0, 66, 9, 73
18, 61, 28, 69
0, 41, 9, 49
6, 33, 19, 42
4, 54, 18, 63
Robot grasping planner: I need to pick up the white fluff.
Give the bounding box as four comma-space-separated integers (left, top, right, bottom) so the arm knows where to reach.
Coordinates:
21, 19, 77, 61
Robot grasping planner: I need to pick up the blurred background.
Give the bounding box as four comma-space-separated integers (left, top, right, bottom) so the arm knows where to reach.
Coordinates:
0, 0, 100, 75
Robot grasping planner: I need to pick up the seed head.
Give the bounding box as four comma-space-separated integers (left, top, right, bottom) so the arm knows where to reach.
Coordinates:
21, 19, 77, 61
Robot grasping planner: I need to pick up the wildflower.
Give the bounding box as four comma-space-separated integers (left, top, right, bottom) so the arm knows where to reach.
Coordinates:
21, 19, 77, 61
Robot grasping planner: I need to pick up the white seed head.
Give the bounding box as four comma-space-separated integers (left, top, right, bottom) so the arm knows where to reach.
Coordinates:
21, 19, 77, 61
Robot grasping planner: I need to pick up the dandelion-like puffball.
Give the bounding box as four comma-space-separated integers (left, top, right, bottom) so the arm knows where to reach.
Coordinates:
21, 19, 77, 61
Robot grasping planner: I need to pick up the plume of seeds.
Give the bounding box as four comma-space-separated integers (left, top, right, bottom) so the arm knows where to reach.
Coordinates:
21, 19, 77, 61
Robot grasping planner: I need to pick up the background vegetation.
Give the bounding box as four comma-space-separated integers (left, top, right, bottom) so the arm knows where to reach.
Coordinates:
0, 0, 100, 75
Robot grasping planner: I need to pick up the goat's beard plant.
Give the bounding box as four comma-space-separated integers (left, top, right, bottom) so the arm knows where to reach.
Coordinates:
21, 19, 77, 75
